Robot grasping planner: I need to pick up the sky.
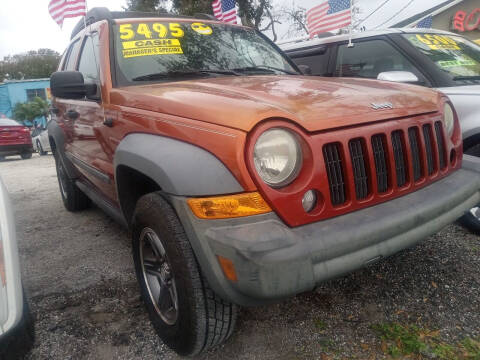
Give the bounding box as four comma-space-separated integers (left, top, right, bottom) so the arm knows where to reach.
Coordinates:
0, 0, 446, 58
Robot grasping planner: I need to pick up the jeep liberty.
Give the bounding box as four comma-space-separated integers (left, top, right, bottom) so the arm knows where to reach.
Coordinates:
48, 8, 480, 356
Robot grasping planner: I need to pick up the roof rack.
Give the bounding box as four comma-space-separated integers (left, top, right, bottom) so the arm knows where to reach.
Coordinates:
71, 7, 215, 39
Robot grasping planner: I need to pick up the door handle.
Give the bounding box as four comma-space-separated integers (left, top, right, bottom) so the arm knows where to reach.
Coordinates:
66, 109, 79, 120
103, 117, 114, 127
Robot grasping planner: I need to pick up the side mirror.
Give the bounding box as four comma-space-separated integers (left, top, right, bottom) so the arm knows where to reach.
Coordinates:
298, 65, 312, 75
50, 71, 97, 100
377, 71, 419, 84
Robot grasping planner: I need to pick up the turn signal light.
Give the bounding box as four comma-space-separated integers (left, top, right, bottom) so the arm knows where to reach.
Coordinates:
187, 192, 271, 219
217, 256, 238, 282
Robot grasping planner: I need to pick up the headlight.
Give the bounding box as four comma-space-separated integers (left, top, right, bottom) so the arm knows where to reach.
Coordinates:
443, 103, 455, 137
253, 128, 302, 188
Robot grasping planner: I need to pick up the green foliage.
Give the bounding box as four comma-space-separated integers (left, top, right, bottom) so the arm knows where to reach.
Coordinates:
124, 0, 272, 30
314, 319, 327, 331
372, 322, 480, 359
0, 49, 60, 81
13, 97, 49, 125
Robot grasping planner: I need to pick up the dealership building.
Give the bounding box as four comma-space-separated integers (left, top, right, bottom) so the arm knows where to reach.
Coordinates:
393, 0, 480, 44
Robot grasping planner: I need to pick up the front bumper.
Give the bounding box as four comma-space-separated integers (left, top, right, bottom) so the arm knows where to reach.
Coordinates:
171, 155, 480, 306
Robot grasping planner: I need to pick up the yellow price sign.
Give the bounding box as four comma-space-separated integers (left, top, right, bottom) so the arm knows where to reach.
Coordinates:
121, 39, 183, 58
415, 34, 460, 50
119, 22, 185, 40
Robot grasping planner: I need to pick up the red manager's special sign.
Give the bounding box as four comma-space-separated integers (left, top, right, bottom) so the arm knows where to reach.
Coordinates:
452, 8, 480, 32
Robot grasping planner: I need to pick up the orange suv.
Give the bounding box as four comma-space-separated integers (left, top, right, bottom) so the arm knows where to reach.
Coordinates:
48, 8, 480, 356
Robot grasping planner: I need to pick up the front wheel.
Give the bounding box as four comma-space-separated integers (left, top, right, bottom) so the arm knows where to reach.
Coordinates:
20, 152, 32, 159
55, 156, 90, 211
132, 192, 237, 356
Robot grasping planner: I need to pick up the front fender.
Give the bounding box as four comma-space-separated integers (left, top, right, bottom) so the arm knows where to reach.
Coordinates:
114, 133, 244, 196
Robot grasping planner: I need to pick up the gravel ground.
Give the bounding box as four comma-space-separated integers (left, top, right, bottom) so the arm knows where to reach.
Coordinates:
1, 154, 479, 359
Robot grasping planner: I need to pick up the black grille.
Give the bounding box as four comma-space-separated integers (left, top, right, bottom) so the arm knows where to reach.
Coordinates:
408, 127, 422, 181
323, 143, 346, 205
435, 121, 447, 169
391, 131, 407, 187
423, 124, 435, 175
349, 139, 369, 199
371, 135, 389, 193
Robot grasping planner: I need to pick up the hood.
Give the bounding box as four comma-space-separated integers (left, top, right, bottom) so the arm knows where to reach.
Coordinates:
438, 85, 480, 96
110, 76, 441, 132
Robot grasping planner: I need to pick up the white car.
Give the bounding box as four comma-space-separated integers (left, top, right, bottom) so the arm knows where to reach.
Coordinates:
31, 126, 51, 156
0, 177, 34, 358
279, 28, 480, 233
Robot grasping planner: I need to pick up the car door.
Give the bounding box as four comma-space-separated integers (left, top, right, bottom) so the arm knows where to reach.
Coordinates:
286, 44, 334, 76
69, 32, 117, 202
331, 37, 431, 85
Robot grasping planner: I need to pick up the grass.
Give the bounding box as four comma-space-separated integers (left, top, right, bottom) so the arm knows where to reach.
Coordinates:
314, 319, 327, 331
371, 322, 480, 359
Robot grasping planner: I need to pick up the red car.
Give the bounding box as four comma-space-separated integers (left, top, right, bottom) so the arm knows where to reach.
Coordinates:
0, 119, 33, 160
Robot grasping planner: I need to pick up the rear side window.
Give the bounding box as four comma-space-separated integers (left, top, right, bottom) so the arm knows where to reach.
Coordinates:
334, 39, 419, 79
77, 33, 100, 84
63, 39, 82, 71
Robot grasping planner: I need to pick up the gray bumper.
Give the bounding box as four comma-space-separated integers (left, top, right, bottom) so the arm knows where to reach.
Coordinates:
171, 155, 480, 306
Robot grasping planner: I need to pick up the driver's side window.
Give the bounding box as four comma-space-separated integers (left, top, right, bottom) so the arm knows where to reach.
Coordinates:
77, 33, 100, 87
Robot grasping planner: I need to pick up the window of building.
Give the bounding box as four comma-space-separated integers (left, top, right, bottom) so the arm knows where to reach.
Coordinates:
26, 88, 46, 101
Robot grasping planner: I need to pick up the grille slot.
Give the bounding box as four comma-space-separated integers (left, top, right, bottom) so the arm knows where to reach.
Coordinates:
323, 143, 346, 205
408, 127, 422, 181
371, 135, 389, 193
349, 139, 369, 200
435, 121, 447, 169
391, 131, 407, 187
422, 124, 435, 175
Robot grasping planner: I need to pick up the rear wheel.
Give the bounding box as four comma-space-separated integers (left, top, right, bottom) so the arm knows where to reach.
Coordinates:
55, 155, 90, 211
37, 140, 47, 155
459, 143, 480, 234
20, 152, 32, 159
132, 192, 237, 356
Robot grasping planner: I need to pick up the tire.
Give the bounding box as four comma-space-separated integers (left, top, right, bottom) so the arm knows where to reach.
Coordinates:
0, 289, 35, 360
459, 144, 480, 235
0, 156, 4, 161
55, 155, 90, 212
132, 192, 237, 356
20, 152, 32, 160
37, 140, 47, 156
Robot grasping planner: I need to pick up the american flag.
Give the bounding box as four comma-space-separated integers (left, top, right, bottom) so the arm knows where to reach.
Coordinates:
212, 0, 237, 24
48, 0, 86, 28
306, 0, 351, 38
416, 15, 433, 28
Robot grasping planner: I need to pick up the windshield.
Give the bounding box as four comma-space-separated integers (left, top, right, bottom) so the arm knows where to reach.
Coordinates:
113, 20, 297, 85
403, 33, 480, 84
0, 119, 21, 126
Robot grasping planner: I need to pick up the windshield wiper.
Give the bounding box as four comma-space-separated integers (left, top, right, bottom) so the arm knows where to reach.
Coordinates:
453, 75, 480, 81
233, 65, 299, 75
132, 69, 240, 81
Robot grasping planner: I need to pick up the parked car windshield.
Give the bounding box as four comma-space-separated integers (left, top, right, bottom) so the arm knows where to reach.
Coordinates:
403, 33, 480, 83
113, 20, 297, 85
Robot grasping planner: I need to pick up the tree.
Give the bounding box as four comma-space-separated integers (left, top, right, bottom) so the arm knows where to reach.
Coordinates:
124, 0, 273, 31
280, 3, 308, 38
0, 49, 60, 81
13, 97, 49, 126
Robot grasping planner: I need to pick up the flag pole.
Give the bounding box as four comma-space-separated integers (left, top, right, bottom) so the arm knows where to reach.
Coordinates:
83, 0, 89, 31
348, 0, 354, 47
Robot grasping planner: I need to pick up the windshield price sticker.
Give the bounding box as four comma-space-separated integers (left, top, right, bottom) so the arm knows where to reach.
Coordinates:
415, 34, 460, 50
119, 22, 185, 40
437, 59, 477, 68
191, 23, 213, 35
122, 39, 183, 58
